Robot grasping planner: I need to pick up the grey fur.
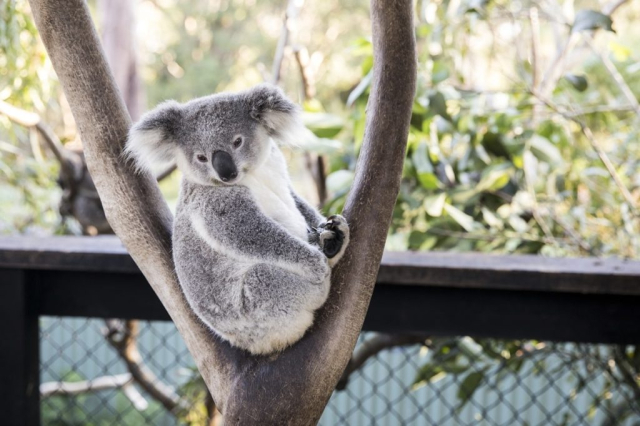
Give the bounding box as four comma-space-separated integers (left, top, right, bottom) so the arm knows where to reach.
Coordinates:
126, 84, 349, 354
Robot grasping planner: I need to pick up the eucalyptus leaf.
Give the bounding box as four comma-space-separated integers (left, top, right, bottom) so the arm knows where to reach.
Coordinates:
425, 193, 446, 217
481, 132, 510, 159
432, 61, 450, 85
482, 207, 504, 230
529, 135, 563, 165
408, 231, 438, 250
299, 137, 343, 155
347, 71, 372, 107
412, 364, 446, 387
477, 163, 512, 191
418, 172, 441, 189
563, 74, 588, 92
457, 370, 486, 407
444, 204, 478, 232
302, 112, 344, 139
571, 10, 615, 34
326, 170, 354, 193
428, 91, 451, 121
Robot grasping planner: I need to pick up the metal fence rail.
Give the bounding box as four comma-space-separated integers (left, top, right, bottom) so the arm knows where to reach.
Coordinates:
2, 236, 640, 425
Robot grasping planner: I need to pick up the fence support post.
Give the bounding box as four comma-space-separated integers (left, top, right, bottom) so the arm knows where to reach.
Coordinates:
0, 269, 40, 425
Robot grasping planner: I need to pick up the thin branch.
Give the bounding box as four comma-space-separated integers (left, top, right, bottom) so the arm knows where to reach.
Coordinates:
584, 36, 640, 119
293, 47, 315, 100
565, 104, 636, 117
305, 153, 327, 206
293, 46, 327, 205
426, 227, 576, 247
41, 373, 132, 396
271, 0, 301, 85
336, 334, 427, 391
603, 0, 632, 15
104, 320, 184, 414
538, 33, 575, 97
41, 373, 149, 411
537, 0, 632, 98
529, 7, 541, 91
0, 100, 74, 180
533, 92, 638, 215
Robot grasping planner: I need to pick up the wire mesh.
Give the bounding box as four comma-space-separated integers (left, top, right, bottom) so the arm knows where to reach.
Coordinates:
40, 317, 640, 425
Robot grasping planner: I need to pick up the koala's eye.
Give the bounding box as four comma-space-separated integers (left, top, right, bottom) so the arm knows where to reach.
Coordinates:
233, 137, 243, 149
196, 155, 208, 163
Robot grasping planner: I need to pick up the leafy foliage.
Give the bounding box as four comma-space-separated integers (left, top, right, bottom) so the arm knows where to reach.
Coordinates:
409, 337, 640, 422
321, 0, 640, 259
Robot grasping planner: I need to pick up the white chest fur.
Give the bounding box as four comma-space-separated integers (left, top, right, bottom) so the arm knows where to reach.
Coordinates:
242, 146, 309, 241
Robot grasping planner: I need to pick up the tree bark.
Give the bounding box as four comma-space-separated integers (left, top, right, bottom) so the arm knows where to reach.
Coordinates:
28, 0, 416, 423
99, 0, 144, 121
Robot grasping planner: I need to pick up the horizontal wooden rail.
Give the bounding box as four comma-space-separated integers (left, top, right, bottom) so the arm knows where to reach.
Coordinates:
1, 236, 639, 345
3, 236, 640, 295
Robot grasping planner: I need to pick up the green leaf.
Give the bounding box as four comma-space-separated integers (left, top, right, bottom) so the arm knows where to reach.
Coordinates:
302, 112, 344, 139
418, 172, 441, 189
440, 360, 470, 374
443, 204, 477, 232
424, 193, 446, 217
413, 143, 439, 189
431, 61, 450, 85
571, 10, 615, 34
326, 170, 354, 193
563, 74, 588, 92
481, 132, 510, 159
457, 370, 486, 407
428, 91, 451, 121
412, 143, 434, 173
464, 0, 489, 13
482, 207, 504, 230
477, 163, 512, 191
408, 231, 438, 250
385, 231, 410, 251
529, 135, 563, 165
347, 71, 372, 107
412, 364, 447, 388
448, 187, 481, 205
299, 137, 343, 155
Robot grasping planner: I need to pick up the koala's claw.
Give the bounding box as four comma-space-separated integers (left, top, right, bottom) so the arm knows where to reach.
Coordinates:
318, 215, 350, 266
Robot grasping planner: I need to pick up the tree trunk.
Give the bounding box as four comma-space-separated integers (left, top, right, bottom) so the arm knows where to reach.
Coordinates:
27, 0, 416, 423
98, 0, 144, 121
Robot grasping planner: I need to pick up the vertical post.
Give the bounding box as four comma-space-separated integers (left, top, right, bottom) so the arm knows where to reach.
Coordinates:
0, 269, 40, 425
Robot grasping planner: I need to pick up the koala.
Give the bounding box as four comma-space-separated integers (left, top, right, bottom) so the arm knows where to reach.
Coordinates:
125, 84, 349, 355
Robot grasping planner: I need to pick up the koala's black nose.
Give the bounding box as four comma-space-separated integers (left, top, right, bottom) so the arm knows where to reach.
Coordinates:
212, 151, 238, 182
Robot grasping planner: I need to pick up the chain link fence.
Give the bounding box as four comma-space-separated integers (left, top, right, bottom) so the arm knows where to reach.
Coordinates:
40, 317, 640, 425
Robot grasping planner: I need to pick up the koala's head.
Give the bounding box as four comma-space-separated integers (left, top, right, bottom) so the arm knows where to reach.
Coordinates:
125, 84, 304, 185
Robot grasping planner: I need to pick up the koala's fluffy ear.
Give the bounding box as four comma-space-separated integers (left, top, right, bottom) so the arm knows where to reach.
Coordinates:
125, 100, 182, 172
247, 84, 306, 145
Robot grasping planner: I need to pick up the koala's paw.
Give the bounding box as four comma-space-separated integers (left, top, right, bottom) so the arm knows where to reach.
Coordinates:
317, 215, 350, 267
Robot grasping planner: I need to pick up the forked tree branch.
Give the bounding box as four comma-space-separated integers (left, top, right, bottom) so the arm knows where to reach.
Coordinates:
28, 0, 416, 423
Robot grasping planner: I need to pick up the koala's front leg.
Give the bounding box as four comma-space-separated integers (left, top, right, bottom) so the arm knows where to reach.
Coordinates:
316, 215, 350, 267
290, 190, 350, 266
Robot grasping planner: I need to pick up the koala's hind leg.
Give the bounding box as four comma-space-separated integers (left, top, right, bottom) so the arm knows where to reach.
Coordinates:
317, 215, 350, 267
240, 262, 331, 354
